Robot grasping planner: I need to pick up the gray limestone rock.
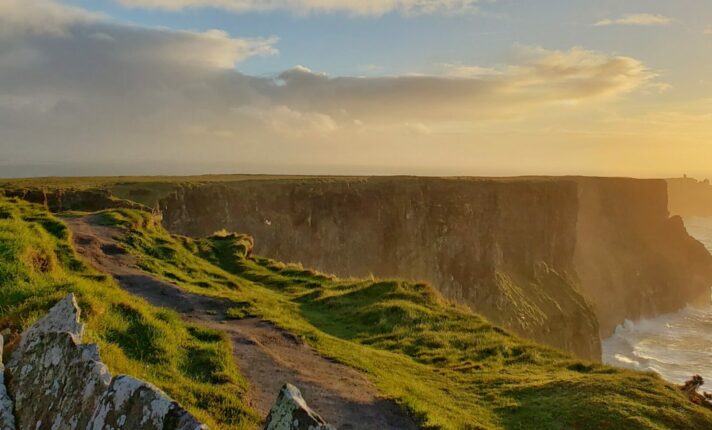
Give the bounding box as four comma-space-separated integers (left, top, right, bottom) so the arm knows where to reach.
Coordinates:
7, 331, 111, 430
263, 384, 335, 430
0, 335, 17, 430
4, 294, 207, 430
89, 375, 207, 430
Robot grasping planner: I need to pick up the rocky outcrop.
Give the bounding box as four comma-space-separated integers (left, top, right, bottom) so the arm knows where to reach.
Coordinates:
0, 188, 147, 212
0, 337, 16, 430
3, 294, 206, 430
667, 177, 712, 217
158, 176, 712, 360
574, 178, 712, 335
264, 384, 334, 430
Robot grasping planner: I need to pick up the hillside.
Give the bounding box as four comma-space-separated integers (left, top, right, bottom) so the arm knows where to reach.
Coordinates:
6, 175, 709, 362
2, 195, 712, 429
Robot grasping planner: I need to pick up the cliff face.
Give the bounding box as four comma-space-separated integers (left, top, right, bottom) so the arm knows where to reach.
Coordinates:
159, 177, 712, 361
574, 178, 712, 336
0, 188, 146, 212
667, 177, 712, 217
160, 177, 601, 359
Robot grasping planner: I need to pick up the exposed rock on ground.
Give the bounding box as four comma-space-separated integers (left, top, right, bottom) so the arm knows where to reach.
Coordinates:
0, 337, 16, 430
263, 384, 335, 430
682, 375, 712, 411
3, 294, 206, 430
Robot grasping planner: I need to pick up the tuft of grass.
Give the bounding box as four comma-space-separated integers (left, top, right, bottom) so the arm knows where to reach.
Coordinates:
99, 208, 712, 430
0, 198, 259, 429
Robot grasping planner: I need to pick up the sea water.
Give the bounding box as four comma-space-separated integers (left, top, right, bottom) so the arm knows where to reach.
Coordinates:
602, 217, 712, 385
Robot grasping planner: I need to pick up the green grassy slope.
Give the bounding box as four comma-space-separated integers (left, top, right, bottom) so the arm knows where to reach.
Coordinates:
0, 197, 260, 429
98, 208, 712, 430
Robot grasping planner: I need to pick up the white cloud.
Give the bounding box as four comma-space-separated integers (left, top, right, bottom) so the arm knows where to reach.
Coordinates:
116, 0, 483, 15
595, 13, 673, 27
0, 0, 101, 36
442, 64, 502, 78
0, 0, 661, 167
235, 105, 339, 136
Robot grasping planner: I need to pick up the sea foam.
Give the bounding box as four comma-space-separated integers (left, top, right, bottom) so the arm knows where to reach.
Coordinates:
602, 217, 712, 385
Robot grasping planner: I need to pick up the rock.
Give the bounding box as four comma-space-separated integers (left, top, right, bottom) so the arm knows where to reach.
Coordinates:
5, 294, 207, 430
681, 375, 712, 410
0, 336, 17, 430
7, 331, 111, 430
263, 384, 335, 430
13, 293, 84, 351
89, 375, 207, 430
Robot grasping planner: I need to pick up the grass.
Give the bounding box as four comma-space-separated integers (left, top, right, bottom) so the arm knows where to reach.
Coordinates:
96, 207, 712, 430
0, 197, 260, 429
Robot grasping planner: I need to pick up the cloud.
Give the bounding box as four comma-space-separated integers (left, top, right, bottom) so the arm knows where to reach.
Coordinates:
0, 0, 101, 36
0, 0, 661, 167
235, 105, 339, 136
595, 13, 673, 27
270, 46, 657, 123
115, 0, 483, 16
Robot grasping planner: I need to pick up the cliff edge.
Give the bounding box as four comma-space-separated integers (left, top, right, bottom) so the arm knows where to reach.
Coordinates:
157, 176, 712, 360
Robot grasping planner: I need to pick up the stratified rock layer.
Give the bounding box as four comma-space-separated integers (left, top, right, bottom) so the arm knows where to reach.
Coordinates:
263, 384, 335, 430
4, 294, 206, 430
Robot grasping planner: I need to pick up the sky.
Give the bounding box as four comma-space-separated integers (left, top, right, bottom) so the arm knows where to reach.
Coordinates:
0, 0, 711, 178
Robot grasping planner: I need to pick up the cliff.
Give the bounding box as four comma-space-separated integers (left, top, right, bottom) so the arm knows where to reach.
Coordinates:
5, 176, 710, 361
574, 178, 712, 335
157, 177, 712, 360
0, 187, 147, 212
667, 177, 712, 217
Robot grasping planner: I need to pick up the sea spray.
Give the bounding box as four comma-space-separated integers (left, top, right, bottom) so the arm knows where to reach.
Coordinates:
603, 217, 712, 385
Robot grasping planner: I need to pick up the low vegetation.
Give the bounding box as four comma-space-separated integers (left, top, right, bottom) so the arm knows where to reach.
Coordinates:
2, 196, 711, 429
96, 207, 712, 430
0, 197, 260, 429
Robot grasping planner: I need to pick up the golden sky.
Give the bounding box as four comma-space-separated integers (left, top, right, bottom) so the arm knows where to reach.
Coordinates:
0, 0, 710, 178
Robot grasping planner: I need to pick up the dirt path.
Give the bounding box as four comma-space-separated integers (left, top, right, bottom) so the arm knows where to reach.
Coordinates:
66, 216, 418, 430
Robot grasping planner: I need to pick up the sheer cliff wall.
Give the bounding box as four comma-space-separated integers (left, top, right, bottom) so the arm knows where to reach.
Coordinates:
667, 177, 712, 217
574, 178, 712, 335
158, 177, 712, 360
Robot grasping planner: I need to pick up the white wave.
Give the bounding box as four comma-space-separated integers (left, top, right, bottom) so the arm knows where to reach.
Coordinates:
602, 217, 712, 386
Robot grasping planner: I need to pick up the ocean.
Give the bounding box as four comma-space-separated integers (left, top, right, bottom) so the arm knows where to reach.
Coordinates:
602, 217, 712, 385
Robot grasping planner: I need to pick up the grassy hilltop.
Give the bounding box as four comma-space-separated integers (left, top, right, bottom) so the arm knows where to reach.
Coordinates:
1, 195, 712, 429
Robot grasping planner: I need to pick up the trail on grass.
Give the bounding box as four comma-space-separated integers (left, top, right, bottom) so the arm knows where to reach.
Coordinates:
66, 216, 418, 430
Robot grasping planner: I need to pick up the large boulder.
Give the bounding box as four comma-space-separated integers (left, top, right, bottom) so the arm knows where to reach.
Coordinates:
263, 384, 335, 430
5, 294, 207, 430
